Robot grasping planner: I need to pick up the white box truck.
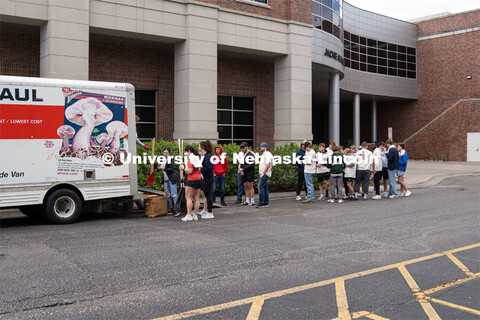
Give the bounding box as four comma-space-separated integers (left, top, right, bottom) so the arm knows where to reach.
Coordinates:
0, 75, 141, 223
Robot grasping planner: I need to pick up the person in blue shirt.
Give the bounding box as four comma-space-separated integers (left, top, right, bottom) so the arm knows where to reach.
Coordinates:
295, 142, 306, 201
385, 139, 399, 198
397, 143, 411, 197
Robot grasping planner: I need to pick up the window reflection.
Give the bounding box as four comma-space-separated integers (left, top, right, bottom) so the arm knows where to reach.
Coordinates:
312, 0, 343, 40
343, 31, 417, 79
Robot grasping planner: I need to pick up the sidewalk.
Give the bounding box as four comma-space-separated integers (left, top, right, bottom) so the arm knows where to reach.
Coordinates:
225, 160, 480, 202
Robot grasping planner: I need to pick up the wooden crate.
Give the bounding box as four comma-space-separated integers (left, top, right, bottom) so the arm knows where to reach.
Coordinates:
144, 195, 168, 218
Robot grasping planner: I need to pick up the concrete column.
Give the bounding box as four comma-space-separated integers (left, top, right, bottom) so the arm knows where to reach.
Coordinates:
40, 0, 89, 80
328, 73, 340, 143
173, 4, 218, 142
353, 93, 360, 147
372, 100, 377, 142
274, 24, 313, 146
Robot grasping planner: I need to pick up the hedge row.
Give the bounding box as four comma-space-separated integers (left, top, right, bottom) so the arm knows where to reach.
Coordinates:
137, 141, 321, 195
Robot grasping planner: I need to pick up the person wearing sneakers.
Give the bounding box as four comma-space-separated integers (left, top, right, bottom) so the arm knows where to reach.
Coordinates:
386, 139, 399, 198
157, 148, 180, 215
302, 142, 317, 203
344, 148, 356, 200
355, 141, 373, 200
397, 143, 411, 197
198, 141, 214, 219
179, 145, 203, 222
316, 143, 330, 201
212, 145, 228, 207
379, 142, 389, 198
239, 142, 256, 206
236, 149, 245, 204
257, 142, 273, 208
295, 142, 306, 201
372, 143, 383, 200
326, 146, 346, 203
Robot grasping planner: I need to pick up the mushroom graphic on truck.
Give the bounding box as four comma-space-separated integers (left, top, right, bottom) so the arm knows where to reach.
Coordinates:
56, 90, 128, 166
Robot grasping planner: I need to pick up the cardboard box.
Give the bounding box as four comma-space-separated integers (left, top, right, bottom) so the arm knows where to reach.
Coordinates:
144, 195, 168, 218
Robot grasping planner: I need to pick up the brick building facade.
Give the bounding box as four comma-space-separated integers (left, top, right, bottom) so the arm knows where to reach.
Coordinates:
1, 1, 478, 161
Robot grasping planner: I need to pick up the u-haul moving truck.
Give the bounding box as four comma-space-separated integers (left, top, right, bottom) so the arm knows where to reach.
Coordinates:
0, 76, 140, 223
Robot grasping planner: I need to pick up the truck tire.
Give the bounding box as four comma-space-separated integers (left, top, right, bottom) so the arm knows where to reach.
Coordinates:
43, 189, 82, 224
19, 205, 42, 218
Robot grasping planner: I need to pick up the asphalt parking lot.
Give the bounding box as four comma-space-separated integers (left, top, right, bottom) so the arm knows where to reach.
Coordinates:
1, 175, 479, 319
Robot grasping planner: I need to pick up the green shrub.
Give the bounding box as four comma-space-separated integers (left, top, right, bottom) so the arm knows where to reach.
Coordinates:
137, 141, 320, 195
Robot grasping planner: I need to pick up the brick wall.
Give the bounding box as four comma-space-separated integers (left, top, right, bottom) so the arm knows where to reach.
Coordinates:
418, 10, 480, 37
377, 10, 480, 161
89, 41, 174, 141
0, 29, 40, 77
197, 0, 311, 25
218, 57, 275, 146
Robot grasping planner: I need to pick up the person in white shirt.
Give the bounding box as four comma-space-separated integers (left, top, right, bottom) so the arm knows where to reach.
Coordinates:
344, 148, 356, 200
316, 143, 330, 201
355, 141, 373, 200
302, 142, 317, 203
372, 143, 384, 200
257, 142, 273, 208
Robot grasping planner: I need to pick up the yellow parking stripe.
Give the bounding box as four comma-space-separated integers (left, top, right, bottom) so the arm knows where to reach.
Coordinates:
397, 265, 440, 320
335, 279, 351, 320
351, 311, 390, 320
445, 252, 475, 277
246, 297, 264, 320
153, 243, 479, 320
423, 272, 480, 295
427, 297, 480, 315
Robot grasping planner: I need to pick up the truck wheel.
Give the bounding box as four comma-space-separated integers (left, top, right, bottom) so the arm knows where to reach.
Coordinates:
43, 189, 82, 224
19, 205, 42, 218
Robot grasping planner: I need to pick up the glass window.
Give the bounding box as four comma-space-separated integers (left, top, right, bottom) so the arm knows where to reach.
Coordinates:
388, 59, 397, 68
344, 31, 351, 40
408, 71, 416, 79
217, 96, 254, 145
407, 47, 416, 55
378, 66, 387, 75
351, 51, 359, 61
368, 64, 377, 73
377, 41, 387, 49
135, 90, 156, 141
322, 7, 333, 20
333, 25, 341, 38
360, 37, 366, 45
407, 63, 416, 71
398, 61, 407, 70
323, 0, 333, 7
367, 39, 376, 47
398, 69, 407, 77
136, 90, 155, 106
368, 47, 376, 56
378, 57, 387, 66
360, 63, 367, 71
388, 50, 397, 60
398, 45, 406, 53
359, 45, 366, 54
398, 53, 406, 61
333, 0, 340, 13
344, 49, 351, 59
378, 49, 387, 58
351, 61, 359, 70
407, 55, 416, 63
312, 1, 321, 15
345, 59, 351, 68
388, 68, 397, 76
360, 54, 367, 63
322, 20, 333, 33
367, 55, 377, 64
218, 96, 232, 109
387, 43, 397, 51
351, 34, 359, 44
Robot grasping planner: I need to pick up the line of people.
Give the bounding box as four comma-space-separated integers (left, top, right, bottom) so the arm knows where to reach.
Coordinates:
156, 139, 410, 222
297, 139, 411, 203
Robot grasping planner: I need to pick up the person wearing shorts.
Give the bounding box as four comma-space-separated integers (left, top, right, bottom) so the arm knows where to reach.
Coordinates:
180, 145, 203, 222
344, 148, 356, 200
316, 143, 330, 201
239, 142, 256, 206
397, 143, 411, 197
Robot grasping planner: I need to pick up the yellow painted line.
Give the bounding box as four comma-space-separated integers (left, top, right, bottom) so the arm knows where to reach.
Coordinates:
335, 279, 351, 320
351, 311, 390, 320
428, 297, 480, 315
397, 265, 441, 320
444, 242, 480, 254
246, 297, 264, 320
445, 252, 475, 277
153, 243, 479, 320
423, 272, 480, 295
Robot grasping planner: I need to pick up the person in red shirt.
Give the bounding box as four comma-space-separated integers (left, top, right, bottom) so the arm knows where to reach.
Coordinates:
212, 145, 228, 207
179, 145, 202, 222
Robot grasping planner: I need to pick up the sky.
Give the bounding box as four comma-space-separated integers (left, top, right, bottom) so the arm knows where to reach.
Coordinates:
345, 0, 479, 21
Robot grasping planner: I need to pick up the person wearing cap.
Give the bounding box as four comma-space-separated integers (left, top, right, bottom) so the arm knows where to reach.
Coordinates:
239, 142, 256, 206
257, 142, 273, 208
295, 142, 306, 201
